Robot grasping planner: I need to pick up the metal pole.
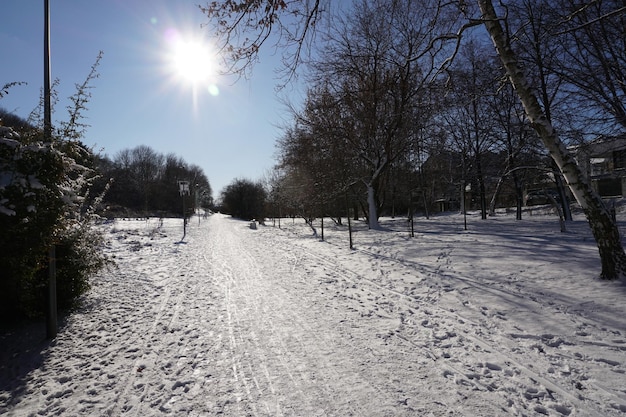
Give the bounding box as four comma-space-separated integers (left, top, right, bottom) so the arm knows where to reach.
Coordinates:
196, 185, 200, 226
462, 183, 467, 231
182, 193, 186, 239
47, 246, 57, 339
44, 0, 57, 339
409, 193, 414, 238
346, 194, 353, 250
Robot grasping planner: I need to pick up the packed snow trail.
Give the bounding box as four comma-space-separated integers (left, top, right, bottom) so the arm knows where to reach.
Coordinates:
2, 215, 469, 416
1, 213, 626, 416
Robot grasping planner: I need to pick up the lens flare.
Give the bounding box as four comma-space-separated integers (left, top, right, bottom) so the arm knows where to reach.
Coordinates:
208, 84, 219, 96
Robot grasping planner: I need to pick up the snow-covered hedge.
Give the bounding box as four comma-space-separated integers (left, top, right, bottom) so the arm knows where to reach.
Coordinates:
0, 125, 108, 318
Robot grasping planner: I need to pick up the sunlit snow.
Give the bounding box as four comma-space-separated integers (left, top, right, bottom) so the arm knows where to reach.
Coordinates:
1, 210, 626, 416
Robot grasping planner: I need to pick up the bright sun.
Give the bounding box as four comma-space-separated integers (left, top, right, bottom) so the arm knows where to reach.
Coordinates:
162, 29, 220, 100
172, 40, 212, 83
166, 34, 216, 88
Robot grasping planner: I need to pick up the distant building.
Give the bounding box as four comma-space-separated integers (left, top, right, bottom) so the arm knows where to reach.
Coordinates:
574, 136, 626, 197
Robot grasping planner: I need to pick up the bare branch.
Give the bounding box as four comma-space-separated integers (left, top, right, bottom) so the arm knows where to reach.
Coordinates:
554, 4, 626, 35
199, 0, 324, 83
0, 82, 27, 99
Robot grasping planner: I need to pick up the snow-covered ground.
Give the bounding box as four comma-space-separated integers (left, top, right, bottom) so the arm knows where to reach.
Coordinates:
1, 209, 626, 416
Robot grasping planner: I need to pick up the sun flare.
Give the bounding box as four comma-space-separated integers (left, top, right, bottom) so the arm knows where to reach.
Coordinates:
166, 34, 216, 86
173, 40, 211, 83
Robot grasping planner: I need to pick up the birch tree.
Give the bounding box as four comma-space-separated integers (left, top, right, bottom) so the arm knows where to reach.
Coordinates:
477, 0, 626, 279
509, 0, 575, 220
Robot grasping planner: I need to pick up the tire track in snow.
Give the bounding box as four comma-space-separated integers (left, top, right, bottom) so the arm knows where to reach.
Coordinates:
212, 221, 338, 416
250, 227, 500, 414
207, 216, 410, 416
133, 228, 227, 416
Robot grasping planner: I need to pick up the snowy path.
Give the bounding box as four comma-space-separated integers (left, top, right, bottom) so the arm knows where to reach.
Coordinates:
2, 213, 626, 416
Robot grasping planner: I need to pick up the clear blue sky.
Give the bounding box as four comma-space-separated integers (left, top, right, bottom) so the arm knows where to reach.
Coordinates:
1, 1, 300, 197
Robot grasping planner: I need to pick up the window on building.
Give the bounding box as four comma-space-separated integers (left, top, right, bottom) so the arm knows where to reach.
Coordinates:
613, 149, 626, 169
598, 178, 622, 197
590, 158, 608, 176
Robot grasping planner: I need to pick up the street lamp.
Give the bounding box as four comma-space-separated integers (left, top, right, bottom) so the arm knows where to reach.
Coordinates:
44, 0, 57, 340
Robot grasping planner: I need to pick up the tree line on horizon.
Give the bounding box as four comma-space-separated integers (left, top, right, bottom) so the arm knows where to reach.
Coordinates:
94, 145, 213, 219
1, 107, 215, 219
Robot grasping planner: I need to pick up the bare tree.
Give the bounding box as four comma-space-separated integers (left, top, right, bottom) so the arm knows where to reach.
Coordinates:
277, 110, 351, 221
510, 0, 577, 220
221, 178, 267, 221
130, 145, 164, 215
551, 0, 626, 132
303, 0, 457, 228
486, 73, 540, 219
478, 0, 626, 279
441, 42, 500, 219
200, 0, 626, 278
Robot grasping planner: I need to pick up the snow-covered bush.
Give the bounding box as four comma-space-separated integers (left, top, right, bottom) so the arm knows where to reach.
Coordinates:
0, 124, 109, 318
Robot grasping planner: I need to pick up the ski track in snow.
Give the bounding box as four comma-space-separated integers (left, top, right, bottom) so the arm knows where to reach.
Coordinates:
1, 212, 626, 416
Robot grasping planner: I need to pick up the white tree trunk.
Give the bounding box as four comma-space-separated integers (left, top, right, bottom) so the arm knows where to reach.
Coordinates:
478, 0, 626, 279
366, 182, 381, 229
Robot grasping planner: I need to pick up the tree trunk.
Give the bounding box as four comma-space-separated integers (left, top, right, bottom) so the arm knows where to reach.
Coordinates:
513, 171, 523, 221
488, 172, 505, 217
478, 0, 626, 279
552, 162, 573, 221
366, 182, 381, 229
476, 154, 488, 219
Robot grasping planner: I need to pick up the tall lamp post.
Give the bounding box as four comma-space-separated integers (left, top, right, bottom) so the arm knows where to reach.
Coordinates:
44, 0, 57, 340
